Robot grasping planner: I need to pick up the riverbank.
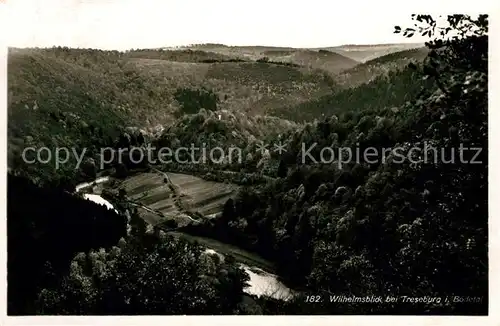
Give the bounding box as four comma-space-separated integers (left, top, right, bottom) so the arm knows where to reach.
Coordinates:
75, 174, 297, 301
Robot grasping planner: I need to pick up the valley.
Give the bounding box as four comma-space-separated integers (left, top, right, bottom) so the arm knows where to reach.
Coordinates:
76, 173, 294, 301
6, 13, 488, 316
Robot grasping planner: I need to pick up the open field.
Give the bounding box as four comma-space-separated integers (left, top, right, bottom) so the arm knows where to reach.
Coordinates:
116, 172, 239, 225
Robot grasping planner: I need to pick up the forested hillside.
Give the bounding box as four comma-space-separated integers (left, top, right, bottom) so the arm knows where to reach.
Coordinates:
8, 46, 334, 185
7, 14, 488, 315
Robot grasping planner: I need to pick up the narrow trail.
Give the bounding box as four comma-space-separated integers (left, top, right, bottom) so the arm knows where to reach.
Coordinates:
127, 200, 165, 218
150, 168, 200, 222
128, 200, 200, 224
151, 168, 185, 210
218, 170, 277, 183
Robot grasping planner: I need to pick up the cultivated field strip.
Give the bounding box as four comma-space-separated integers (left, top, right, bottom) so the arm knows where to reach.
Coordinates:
119, 172, 239, 222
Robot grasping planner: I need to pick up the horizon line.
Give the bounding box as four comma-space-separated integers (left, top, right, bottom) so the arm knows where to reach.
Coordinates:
8, 41, 426, 52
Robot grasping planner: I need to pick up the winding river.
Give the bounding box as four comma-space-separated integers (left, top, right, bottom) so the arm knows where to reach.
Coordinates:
75, 176, 295, 301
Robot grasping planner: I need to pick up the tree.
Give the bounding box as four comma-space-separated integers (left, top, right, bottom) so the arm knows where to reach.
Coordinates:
129, 209, 147, 238
222, 198, 235, 222
7, 174, 127, 314
118, 188, 127, 199
81, 158, 97, 180
115, 163, 129, 179
164, 219, 178, 229
36, 235, 250, 314
277, 159, 287, 178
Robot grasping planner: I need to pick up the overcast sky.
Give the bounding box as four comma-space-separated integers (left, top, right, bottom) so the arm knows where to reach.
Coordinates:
1, 0, 494, 50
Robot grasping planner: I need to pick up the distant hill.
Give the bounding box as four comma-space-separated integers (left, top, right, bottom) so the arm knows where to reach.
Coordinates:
181, 42, 424, 61
175, 42, 428, 75
7, 46, 334, 180
334, 47, 429, 87
325, 42, 425, 62
179, 45, 359, 75
126, 57, 335, 115
270, 62, 434, 122
256, 49, 359, 74
7, 43, 431, 178
126, 48, 243, 62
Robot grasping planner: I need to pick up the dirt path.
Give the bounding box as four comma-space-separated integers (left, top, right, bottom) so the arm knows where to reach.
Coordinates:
127, 200, 165, 218
128, 200, 200, 224
151, 168, 187, 212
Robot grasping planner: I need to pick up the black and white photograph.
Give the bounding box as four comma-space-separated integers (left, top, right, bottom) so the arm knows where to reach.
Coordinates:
1, 0, 495, 320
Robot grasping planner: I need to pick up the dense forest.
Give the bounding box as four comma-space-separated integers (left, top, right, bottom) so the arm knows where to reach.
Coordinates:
7, 14, 488, 315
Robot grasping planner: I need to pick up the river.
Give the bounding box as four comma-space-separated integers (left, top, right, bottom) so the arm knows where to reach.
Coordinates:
75, 176, 295, 301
